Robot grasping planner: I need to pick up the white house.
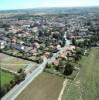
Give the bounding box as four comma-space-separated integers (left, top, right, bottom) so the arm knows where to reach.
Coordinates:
0, 40, 6, 49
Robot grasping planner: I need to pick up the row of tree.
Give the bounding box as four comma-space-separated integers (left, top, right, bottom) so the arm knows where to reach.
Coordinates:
0, 69, 26, 98
72, 35, 98, 48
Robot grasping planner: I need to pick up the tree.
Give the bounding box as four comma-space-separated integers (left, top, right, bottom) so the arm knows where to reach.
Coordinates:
83, 39, 91, 48
15, 72, 26, 84
67, 53, 70, 61
78, 42, 84, 48
10, 80, 15, 87
38, 30, 44, 37
64, 63, 74, 75
90, 36, 97, 46
0, 86, 7, 97
17, 68, 23, 73
46, 63, 51, 68
59, 59, 66, 66
74, 54, 80, 62
74, 48, 83, 62
72, 38, 77, 46
58, 59, 66, 73
62, 38, 66, 47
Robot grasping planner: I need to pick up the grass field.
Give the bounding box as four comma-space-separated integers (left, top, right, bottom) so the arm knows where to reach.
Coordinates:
0, 53, 34, 72
0, 70, 15, 87
16, 72, 64, 100
62, 48, 99, 100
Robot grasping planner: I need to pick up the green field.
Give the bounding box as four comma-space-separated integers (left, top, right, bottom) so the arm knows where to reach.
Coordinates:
62, 48, 99, 100
0, 70, 15, 87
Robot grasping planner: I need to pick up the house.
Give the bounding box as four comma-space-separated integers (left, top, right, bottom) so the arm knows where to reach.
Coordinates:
0, 40, 6, 49
11, 43, 25, 51
52, 59, 59, 66
33, 42, 40, 49
44, 52, 51, 58
57, 44, 61, 50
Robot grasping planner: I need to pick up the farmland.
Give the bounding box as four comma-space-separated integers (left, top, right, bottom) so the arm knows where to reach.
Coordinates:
0, 70, 15, 87
62, 48, 99, 100
0, 53, 34, 72
16, 72, 64, 100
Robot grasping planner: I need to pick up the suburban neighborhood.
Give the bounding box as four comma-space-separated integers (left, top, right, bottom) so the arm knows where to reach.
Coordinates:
0, 7, 99, 100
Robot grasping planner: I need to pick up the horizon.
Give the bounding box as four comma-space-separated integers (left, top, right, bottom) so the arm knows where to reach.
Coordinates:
0, 6, 99, 11
0, 0, 99, 10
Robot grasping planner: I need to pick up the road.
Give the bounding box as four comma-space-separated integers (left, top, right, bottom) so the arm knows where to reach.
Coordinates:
64, 32, 71, 46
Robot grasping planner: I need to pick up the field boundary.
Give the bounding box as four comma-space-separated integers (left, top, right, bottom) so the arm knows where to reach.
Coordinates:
62, 71, 80, 100
58, 79, 68, 100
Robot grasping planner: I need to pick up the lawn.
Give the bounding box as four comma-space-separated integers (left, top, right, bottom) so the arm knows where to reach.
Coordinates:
62, 48, 99, 100
16, 72, 64, 100
0, 70, 15, 87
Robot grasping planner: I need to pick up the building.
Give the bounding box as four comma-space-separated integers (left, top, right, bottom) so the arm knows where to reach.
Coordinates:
0, 40, 6, 49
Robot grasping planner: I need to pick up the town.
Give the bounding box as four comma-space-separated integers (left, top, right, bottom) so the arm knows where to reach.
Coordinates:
0, 7, 99, 100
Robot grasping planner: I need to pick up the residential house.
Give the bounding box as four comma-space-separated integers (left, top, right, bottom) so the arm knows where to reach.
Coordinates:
0, 40, 6, 49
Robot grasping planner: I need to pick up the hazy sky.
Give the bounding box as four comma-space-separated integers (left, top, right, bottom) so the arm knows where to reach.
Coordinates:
0, 0, 99, 10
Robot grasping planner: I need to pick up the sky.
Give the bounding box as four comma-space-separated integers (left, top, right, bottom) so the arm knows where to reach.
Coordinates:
0, 0, 99, 10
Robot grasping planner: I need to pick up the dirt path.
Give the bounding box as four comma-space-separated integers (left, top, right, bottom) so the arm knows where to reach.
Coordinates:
58, 79, 68, 100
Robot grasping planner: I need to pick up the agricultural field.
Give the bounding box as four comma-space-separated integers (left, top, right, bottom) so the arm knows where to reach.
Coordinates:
62, 48, 99, 100
16, 72, 64, 100
0, 53, 36, 72
0, 70, 15, 87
